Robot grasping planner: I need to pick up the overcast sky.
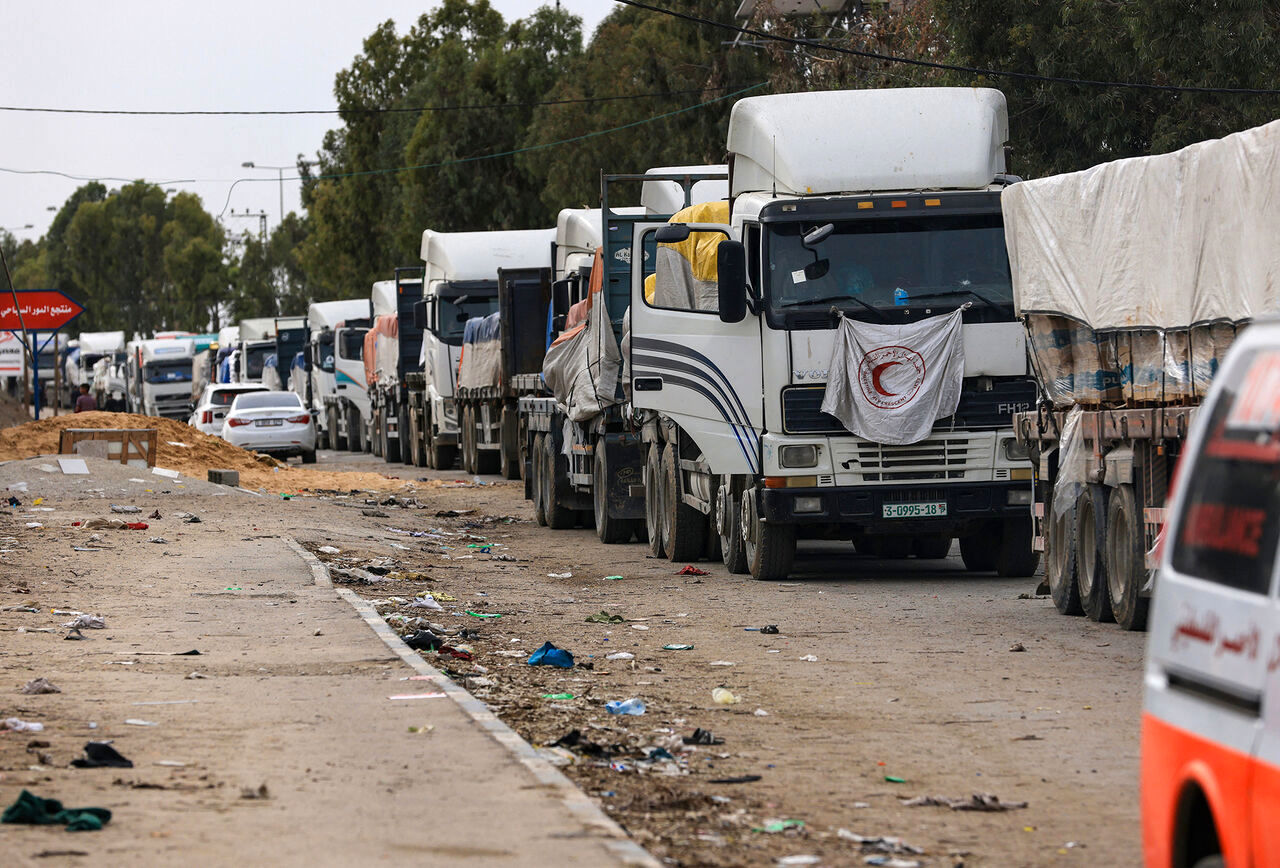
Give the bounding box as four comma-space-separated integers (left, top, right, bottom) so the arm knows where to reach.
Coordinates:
0, 1, 610, 245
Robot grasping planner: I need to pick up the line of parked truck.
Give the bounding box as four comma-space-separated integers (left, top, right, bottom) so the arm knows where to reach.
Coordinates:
46, 86, 1276, 625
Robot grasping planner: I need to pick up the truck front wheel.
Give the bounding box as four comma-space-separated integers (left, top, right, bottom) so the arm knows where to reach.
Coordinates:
663, 442, 706, 562
959, 532, 997, 572
996, 515, 1040, 578
741, 486, 795, 581
644, 444, 667, 558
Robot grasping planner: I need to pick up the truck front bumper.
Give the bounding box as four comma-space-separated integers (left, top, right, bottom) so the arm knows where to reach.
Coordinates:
758, 481, 1032, 533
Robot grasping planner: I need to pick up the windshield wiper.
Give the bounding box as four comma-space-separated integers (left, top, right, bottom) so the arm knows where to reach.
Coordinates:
779, 293, 890, 322
905, 287, 1004, 314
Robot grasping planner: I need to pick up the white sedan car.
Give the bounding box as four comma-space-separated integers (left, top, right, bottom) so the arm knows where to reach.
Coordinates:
221, 390, 317, 463
189, 383, 270, 437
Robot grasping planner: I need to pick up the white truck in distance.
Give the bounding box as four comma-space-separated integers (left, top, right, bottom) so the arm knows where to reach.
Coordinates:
633, 88, 1037, 580
304, 299, 370, 451
128, 337, 196, 419
66, 331, 124, 407
412, 227, 556, 470
236, 317, 277, 385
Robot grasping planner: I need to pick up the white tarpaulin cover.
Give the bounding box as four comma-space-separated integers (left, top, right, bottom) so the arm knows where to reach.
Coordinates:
458, 313, 501, 391
541, 249, 622, 423
821, 308, 966, 445
1004, 119, 1280, 330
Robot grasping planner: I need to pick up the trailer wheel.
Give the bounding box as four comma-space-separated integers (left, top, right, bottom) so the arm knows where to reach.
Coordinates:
1045, 494, 1083, 615
1106, 483, 1150, 631
959, 531, 997, 571
350, 409, 364, 453
460, 406, 475, 473
383, 408, 401, 463
401, 407, 417, 467
644, 443, 667, 558
500, 406, 520, 480
328, 408, 345, 451
663, 442, 706, 561
996, 516, 1040, 577
741, 485, 795, 581
1075, 484, 1114, 622
542, 428, 575, 529
716, 476, 749, 574
370, 410, 382, 457
532, 433, 548, 527
593, 440, 633, 544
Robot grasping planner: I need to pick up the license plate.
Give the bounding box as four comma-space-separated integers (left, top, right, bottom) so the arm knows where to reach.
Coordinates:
255, 419, 283, 427
882, 501, 947, 519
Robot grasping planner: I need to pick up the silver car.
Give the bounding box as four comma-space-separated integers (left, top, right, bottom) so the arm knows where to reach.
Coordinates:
221, 390, 317, 464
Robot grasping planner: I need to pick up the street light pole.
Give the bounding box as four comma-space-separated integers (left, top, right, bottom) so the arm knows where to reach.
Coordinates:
241, 160, 318, 226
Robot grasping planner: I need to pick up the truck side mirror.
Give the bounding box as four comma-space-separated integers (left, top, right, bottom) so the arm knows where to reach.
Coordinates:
717, 240, 748, 324
655, 224, 691, 243
413, 300, 428, 330
552, 279, 570, 317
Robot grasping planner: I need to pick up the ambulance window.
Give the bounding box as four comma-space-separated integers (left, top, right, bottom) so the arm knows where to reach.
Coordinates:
1171, 348, 1280, 595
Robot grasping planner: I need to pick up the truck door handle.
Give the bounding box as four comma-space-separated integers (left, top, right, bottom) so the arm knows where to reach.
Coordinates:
633, 377, 663, 392
337, 384, 346, 390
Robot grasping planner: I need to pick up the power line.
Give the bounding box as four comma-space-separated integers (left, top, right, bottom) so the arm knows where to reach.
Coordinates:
0, 85, 745, 117
217, 81, 768, 218
613, 0, 1280, 97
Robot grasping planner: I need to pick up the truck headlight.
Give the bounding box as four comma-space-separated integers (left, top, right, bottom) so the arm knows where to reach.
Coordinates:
779, 444, 819, 468
793, 495, 824, 513
1002, 438, 1030, 461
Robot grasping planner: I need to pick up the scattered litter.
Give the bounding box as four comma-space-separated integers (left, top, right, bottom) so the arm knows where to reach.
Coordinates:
434, 509, 474, 517
542, 693, 575, 701
528, 642, 575, 668
404, 630, 445, 652
407, 596, 443, 611
20, 678, 61, 695
125, 522, 149, 530
8, 482, 28, 492
123, 719, 157, 727
25, 522, 43, 529
712, 688, 740, 705
3, 718, 45, 732
331, 567, 386, 585
147, 537, 169, 544
605, 652, 634, 661
147, 509, 162, 519
316, 545, 341, 555
602, 575, 623, 581
407, 725, 434, 734
884, 776, 906, 784
630, 624, 649, 631
63, 614, 105, 630
64, 628, 89, 641
465, 611, 501, 619
0, 790, 111, 831
151, 467, 179, 479
900, 793, 1028, 811
752, 819, 804, 833
547, 572, 572, 579
684, 728, 724, 745
710, 660, 735, 667
1009, 642, 1027, 652
58, 458, 91, 475
754, 708, 770, 717
240, 784, 270, 800
110, 505, 141, 514
862, 859, 922, 868
585, 611, 625, 624
662, 644, 694, 651
799, 654, 818, 662
185, 672, 208, 680
777, 857, 822, 867
760, 625, 780, 634
71, 743, 133, 769
388, 693, 447, 701
677, 565, 710, 576
605, 699, 646, 716
179, 513, 202, 524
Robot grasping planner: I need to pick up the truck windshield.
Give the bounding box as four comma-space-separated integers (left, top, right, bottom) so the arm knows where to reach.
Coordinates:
765, 214, 1012, 320
143, 359, 192, 384
315, 333, 335, 372
245, 345, 271, 379
338, 328, 366, 361
437, 294, 498, 344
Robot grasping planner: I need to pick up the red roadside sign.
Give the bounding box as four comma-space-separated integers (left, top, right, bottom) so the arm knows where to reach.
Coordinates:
0, 289, 85, 331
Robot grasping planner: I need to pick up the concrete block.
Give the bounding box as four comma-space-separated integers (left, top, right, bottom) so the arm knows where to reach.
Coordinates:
208, 469, 239, 486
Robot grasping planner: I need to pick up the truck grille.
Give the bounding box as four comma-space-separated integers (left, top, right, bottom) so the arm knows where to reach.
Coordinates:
837, 433, 993, 482
781, 378, 1037, 434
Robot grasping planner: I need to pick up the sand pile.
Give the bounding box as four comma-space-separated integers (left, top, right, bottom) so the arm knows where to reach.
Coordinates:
0, 411, 422, 492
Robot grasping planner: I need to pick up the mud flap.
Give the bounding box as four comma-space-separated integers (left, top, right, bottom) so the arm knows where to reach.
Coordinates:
604, 432, 645, 521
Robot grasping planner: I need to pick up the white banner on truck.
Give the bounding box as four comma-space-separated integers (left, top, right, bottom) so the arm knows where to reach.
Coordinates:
0, 331, 23, 375
821, 308, 965, 446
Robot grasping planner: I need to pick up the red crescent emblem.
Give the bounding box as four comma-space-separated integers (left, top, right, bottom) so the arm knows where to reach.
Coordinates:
871, 361, 900, 397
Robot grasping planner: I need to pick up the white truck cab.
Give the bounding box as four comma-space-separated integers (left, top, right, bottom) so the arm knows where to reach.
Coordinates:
1142, 318, 1280, 868
305, 299, 371, 451
132, 337, 196, 419
631, 88, 1036, 580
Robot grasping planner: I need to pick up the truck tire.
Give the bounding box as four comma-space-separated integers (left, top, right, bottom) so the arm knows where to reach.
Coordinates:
996, 516, 1040, 577
542, 428, 575, 529
475, 408, 500, 475
644, 443, 667, 559
398, 408, 413, 466
663, 442, 706, 561
371, 411, 384, 457
1105, 483, 1150, 631
959, 531, 997, 571
1046, 494, 1083, 615
461, 406, 477, 474
532, 433, 548, 527
912, 536, 952, 559
593, 440, 634, 544
1075, 485, 1114, 622
716, 476, 749, 574
383, 409, 401, 462
741, 485, 795, 581
329, 407, 346, 451
500, 406, 520, 480
301, 449, 317, 464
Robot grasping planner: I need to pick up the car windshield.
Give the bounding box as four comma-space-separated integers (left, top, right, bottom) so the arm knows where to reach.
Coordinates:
338, 328, 366, 361
210, 388, 264, 407
143, 359, 192, 384
437, 293, 499, 343
765, 214, 1013, 316
232, 392, 302, 411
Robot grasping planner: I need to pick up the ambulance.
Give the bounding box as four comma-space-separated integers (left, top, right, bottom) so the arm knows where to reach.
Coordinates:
1142, 318, 1280, 868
